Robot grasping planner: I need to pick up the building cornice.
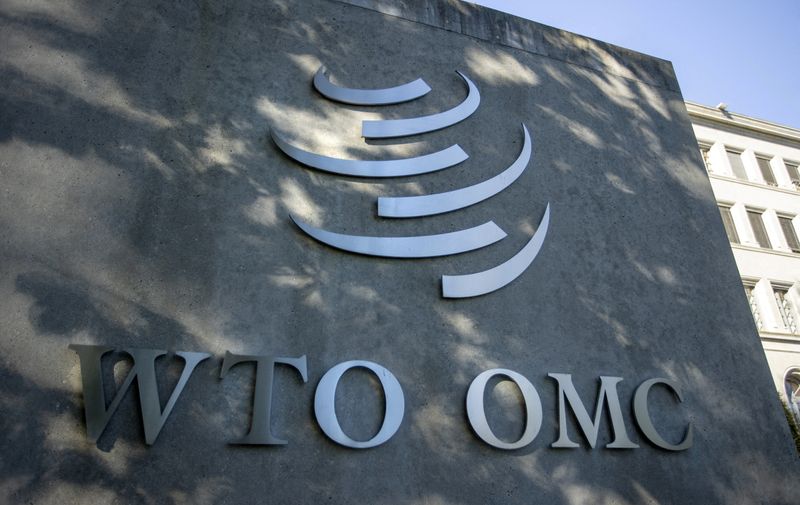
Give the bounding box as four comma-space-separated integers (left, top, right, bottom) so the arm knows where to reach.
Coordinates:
685, 101, 800, 143
708, 173, 800, 197
731, 242, 800, 261
760, 331, 800, 345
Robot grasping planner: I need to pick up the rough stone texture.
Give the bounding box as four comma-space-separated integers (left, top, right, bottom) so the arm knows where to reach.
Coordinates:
0, 0, 796, 504
337, 0, 680, 92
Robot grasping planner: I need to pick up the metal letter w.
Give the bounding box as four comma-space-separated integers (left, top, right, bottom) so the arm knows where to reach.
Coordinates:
69, 345, 210, 445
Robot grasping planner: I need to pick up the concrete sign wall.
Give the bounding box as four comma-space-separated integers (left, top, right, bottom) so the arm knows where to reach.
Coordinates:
1, 0, 797, 503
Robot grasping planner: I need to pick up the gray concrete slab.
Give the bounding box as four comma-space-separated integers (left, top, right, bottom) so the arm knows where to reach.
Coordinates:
0, 0, 796, 503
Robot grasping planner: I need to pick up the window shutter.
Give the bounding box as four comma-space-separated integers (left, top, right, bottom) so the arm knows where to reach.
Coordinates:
756, 157, 777, 186
719, 206, 739, 244
727, 150, 748, 179
747, 210, 772, 248
779, 217, 800, 253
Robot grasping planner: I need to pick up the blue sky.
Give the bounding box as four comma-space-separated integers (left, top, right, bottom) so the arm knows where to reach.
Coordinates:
470, 0, 800, 129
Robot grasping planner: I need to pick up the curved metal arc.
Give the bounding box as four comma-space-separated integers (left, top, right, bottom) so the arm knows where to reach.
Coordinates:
290, 215, 507, 258
378, 124, 531, 217
313, 66, 431, 105
441, 203, 551, 298
271, 130, 468, 178
362, 71, 480, 139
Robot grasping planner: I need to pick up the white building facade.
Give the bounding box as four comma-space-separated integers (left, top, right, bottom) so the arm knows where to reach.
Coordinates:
687, 101, 800, 423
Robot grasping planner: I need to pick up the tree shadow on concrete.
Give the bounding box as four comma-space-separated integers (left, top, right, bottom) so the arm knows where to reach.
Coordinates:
1, 0, 797, 504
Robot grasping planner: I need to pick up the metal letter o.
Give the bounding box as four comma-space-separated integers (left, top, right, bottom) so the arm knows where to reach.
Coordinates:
466, 368, 542, 449
314, 360, 405, 449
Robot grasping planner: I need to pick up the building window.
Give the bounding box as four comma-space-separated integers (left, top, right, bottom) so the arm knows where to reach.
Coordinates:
786, 160, 800, 188
746, 209, 772, 248
774, 287, 797, 333
726, 149, 748, 179
718, 205, 739, 244
699, 145, 711, 171
779, 216, 800, 253
756, 156, 777, 186
743, 283, 763, 330
786, 370, 800, 423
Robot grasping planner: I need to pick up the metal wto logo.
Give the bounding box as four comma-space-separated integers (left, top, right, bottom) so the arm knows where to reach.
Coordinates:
272, 66, 550, 298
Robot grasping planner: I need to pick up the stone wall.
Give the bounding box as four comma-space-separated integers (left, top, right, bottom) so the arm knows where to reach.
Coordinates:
0, 0, 796, 503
